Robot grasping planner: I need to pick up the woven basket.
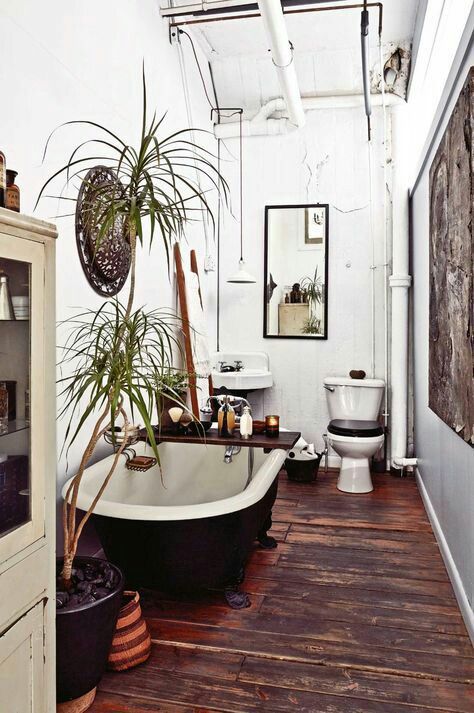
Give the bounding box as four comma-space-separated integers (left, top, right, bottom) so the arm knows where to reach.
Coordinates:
107, 591, 151, 671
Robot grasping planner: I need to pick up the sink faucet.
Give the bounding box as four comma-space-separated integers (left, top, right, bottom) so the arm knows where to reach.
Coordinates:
224, 445, 241, 464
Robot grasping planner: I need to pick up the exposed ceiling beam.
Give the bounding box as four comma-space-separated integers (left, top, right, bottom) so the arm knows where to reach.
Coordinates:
165, 3, 383, 37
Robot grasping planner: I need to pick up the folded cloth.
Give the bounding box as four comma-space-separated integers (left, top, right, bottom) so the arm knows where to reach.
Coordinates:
183, 267, 211, 378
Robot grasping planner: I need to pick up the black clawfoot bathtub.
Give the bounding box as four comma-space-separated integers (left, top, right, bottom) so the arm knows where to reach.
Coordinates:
63, 441, 287, 592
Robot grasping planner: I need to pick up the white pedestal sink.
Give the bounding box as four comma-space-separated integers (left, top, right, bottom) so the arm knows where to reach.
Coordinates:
211, 351, 273, 391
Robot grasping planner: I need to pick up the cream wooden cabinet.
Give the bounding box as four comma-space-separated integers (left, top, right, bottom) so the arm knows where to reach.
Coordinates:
0, 208, 57, 712
278, 302, 311, 336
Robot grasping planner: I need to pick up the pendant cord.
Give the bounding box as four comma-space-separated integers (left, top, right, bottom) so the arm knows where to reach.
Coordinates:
239, 111, 243, 262
217, 138, 221, 350
178, 27, 244, 264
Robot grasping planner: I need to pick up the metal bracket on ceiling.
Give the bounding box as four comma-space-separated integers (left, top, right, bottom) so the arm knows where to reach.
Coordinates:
270, 41, 295, 69
169, 23, 181, 44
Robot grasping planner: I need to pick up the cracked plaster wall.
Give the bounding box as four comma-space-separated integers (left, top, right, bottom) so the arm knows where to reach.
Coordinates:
218, 106, 390, 451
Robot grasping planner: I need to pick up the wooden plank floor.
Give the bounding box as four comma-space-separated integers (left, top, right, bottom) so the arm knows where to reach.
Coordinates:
91, 470, 474, 712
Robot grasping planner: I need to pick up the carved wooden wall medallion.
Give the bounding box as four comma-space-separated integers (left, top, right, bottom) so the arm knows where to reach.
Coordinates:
75, 166, 131, 296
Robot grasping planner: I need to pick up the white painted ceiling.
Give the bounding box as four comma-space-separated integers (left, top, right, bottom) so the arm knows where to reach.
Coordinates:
170, 1, 422, 113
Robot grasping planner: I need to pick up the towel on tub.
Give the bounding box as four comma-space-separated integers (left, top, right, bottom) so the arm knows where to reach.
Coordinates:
183, 266, 211, 378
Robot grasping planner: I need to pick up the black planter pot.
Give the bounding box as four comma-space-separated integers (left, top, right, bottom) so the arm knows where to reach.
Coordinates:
56, 556, 124, 704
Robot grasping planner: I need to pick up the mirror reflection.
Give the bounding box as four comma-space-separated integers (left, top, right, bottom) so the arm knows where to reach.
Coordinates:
264, 204, 328, 339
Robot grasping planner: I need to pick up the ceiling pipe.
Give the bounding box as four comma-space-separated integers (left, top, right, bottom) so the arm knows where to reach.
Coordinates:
256, 0, 306, 128
167, 4, 383, 32
214, 93, 404, 138
161, 1, 354, 20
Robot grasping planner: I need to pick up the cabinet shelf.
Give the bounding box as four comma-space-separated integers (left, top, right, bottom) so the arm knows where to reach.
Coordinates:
0, 420, 29, 438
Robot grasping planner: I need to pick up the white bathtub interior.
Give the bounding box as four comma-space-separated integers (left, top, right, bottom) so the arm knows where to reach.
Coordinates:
64, 440, 287, 521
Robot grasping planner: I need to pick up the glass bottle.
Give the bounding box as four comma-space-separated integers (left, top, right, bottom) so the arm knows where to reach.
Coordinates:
218, 396, 235, 437
6, 170, 20, 212
24, 388, 30, 426
240, 405, 253, 440
0, 382, 8, 434
0, 150, 6, 208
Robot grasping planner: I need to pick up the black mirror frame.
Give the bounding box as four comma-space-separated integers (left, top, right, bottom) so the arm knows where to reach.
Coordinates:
263, 203, 329, 340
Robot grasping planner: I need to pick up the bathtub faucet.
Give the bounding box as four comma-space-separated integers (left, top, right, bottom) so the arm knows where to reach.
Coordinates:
224, 445, 241, 464
122, 445, 137, 465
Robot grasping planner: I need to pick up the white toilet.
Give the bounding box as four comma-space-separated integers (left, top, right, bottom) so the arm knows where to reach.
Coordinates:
324, 376, 385, 494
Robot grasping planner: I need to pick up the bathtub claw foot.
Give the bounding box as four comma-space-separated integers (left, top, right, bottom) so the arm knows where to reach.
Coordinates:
224, 587, 251, 609
257, 513, 278, 549
258, 533, 278, 549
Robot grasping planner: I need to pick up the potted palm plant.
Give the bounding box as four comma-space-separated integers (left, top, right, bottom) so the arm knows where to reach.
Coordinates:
300, 266, 323, 315
39, 74, 226, 711
155, 369, 190, 431
302, 315, 322, 335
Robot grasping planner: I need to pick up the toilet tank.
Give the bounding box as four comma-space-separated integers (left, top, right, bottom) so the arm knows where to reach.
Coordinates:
324, 377, 385, 420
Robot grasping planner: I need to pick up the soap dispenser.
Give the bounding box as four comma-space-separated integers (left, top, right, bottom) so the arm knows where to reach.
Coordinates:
240, 405, 253, 440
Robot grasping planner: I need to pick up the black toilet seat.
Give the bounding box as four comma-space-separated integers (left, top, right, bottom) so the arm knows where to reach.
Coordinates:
328, 419, 383, 438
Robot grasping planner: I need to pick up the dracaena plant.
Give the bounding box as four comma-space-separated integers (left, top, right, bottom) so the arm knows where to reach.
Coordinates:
37, 68, 228, 315
58, 301, 183, 584
38, 71, 227, 588
300, 266, 323, 314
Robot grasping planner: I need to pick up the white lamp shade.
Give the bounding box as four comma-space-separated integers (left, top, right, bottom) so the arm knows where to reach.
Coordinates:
227, 259, 256, 284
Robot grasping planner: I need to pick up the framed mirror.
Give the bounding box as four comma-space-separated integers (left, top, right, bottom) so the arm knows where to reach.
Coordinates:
264, 204, 328, 339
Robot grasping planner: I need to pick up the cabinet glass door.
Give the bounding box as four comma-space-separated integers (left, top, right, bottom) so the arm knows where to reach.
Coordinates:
0, 237, 45, 562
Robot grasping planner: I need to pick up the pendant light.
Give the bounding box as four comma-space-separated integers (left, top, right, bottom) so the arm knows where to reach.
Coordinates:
227, 111, 256, 284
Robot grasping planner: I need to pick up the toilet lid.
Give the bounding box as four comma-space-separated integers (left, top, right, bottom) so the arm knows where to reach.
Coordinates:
328, 419, 384, 438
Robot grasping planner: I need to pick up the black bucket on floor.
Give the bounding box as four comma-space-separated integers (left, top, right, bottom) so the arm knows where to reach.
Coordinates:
285, 451, 322, 483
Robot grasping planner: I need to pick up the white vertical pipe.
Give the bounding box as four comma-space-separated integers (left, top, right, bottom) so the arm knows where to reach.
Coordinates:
257, 0, 306, 128
380, 37, 390, 463
367, 139, 376, 379
390, 104, 412, 469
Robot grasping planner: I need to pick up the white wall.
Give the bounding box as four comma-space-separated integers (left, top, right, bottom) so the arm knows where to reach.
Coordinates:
218, 105, 388, 449
409, 4, 474, 631
0, 1, 219, 542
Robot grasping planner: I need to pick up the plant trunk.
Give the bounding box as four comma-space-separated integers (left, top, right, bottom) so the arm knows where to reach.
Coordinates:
60, 225, 136, 591
61, 407, 129, 590
125, 225, 137, 320
61, 553, 75, 591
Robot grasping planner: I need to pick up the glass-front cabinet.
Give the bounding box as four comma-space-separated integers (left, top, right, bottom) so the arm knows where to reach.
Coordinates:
0, 240, 44, 558
0, 209, 56, 712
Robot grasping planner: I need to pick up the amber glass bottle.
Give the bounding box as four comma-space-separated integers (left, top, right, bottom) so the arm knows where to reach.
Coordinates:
0, 150, 6, 208
218, 396, 235, 437
6, 170, 20, 212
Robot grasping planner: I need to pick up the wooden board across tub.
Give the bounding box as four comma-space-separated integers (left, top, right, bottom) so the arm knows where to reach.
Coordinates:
139, 427, 301, 451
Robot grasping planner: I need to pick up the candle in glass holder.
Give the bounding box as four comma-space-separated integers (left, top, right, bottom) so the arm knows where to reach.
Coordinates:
265, 414, 280, 438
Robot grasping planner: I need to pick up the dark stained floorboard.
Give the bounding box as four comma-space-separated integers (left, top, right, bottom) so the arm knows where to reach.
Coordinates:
91, 470, 474, 712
